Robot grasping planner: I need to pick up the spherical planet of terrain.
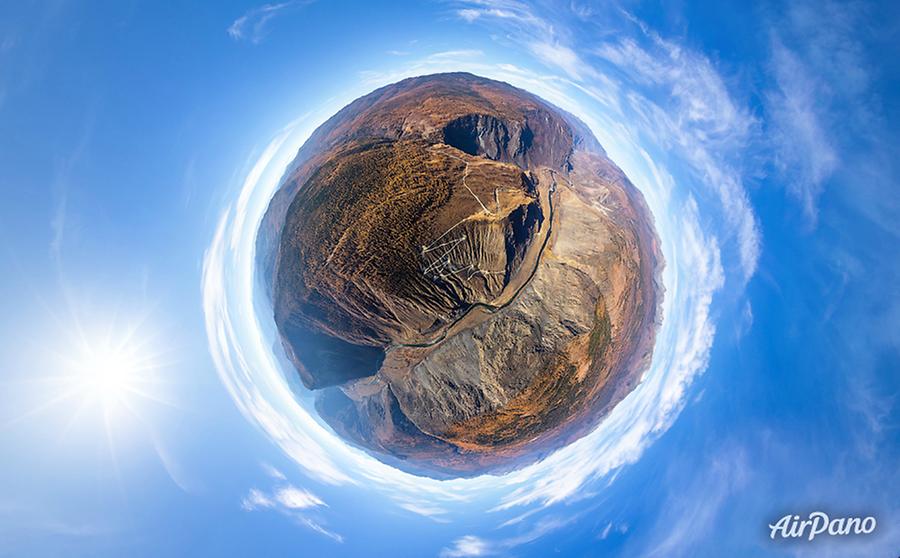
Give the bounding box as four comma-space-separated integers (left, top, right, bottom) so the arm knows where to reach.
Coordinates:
257, 72, 663, 478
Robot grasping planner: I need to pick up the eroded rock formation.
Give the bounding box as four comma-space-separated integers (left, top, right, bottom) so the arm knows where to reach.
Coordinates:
257, 73, 663, 478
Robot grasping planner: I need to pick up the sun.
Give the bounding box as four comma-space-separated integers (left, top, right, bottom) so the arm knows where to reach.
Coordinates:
71, 341, 149, 409
9, 310, 172, 435
53, 320, 172, 428
0, 300, 196, 491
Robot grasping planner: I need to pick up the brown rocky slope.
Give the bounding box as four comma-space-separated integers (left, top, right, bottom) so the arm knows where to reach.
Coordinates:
257, 73, 663, 478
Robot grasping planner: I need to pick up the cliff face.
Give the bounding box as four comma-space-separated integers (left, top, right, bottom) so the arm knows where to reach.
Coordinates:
276, 140, 543, 350
259, 73, 663, 478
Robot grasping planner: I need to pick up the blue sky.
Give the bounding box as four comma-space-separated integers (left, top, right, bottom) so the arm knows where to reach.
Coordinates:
1, 1, 898, 557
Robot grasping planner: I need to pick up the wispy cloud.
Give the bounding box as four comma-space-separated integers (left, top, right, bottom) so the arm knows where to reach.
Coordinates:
764, 0, 881, 225
0, 501, 110, 540
766, 39, 837, 223
241, 482, 339, 541
241, 488, 274, 511
49, 111, 94, 269
274, 485, 325, 509
454, 1, 548, 30
148, 429, 197, 493
261, 462, 287, 480
598, 521, 628, 540
455, 1, 596, 83
227, 1, 310, 44
594, 31, 760, 281
456, 9, 482, 23
49, 187, 67, 265
440, 535, 490, 557
530, 41, 595, 81
428, 49, 483, 59
594, 36, 752, 143
440, 514, 580, 557
396, 499, 450, 521
628, 446, 750, 557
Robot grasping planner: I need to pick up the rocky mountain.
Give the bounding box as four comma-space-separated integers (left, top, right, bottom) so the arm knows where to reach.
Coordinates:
257, 72, 663, 478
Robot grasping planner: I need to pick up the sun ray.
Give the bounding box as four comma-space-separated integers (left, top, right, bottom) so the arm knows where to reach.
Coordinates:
101, 402, 126, 497
58, 396, 94, 439
120, 385, 181, 410
3, 388, 82, 427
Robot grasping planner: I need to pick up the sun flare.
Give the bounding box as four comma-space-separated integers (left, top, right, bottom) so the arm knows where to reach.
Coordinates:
72, 342, 148, 408
26, 314, 173, 431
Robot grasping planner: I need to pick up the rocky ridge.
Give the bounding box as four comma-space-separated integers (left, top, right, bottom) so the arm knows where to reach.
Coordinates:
257, 73, 663, 477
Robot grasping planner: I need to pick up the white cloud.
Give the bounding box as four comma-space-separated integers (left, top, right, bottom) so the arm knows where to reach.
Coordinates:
453, 1, 549, 32
396, 500, 450, 521
227, 1, 308, 44
241, 484, 335, 541
763, 1, 879, 225
274, 486, 324, 509
594, 34, 760, 280
428, 49, 483, 59
767, 40, 837, 222
261, 462, 287, 480
149, 430, 197, 493
241, 488, 274, 511
49, 113, 94, 268
440, 515, 578, 557
530, 41, 595, 81
457, 9, 481, 22
599, 521, 613, 539
628, 446, 750, 557
454, 0, 593, 82
595, 37, 752, 143
297, 517, 344, 543
0, 501, 109, 539
736, 301, 754, 339
440, 535, 491, 557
